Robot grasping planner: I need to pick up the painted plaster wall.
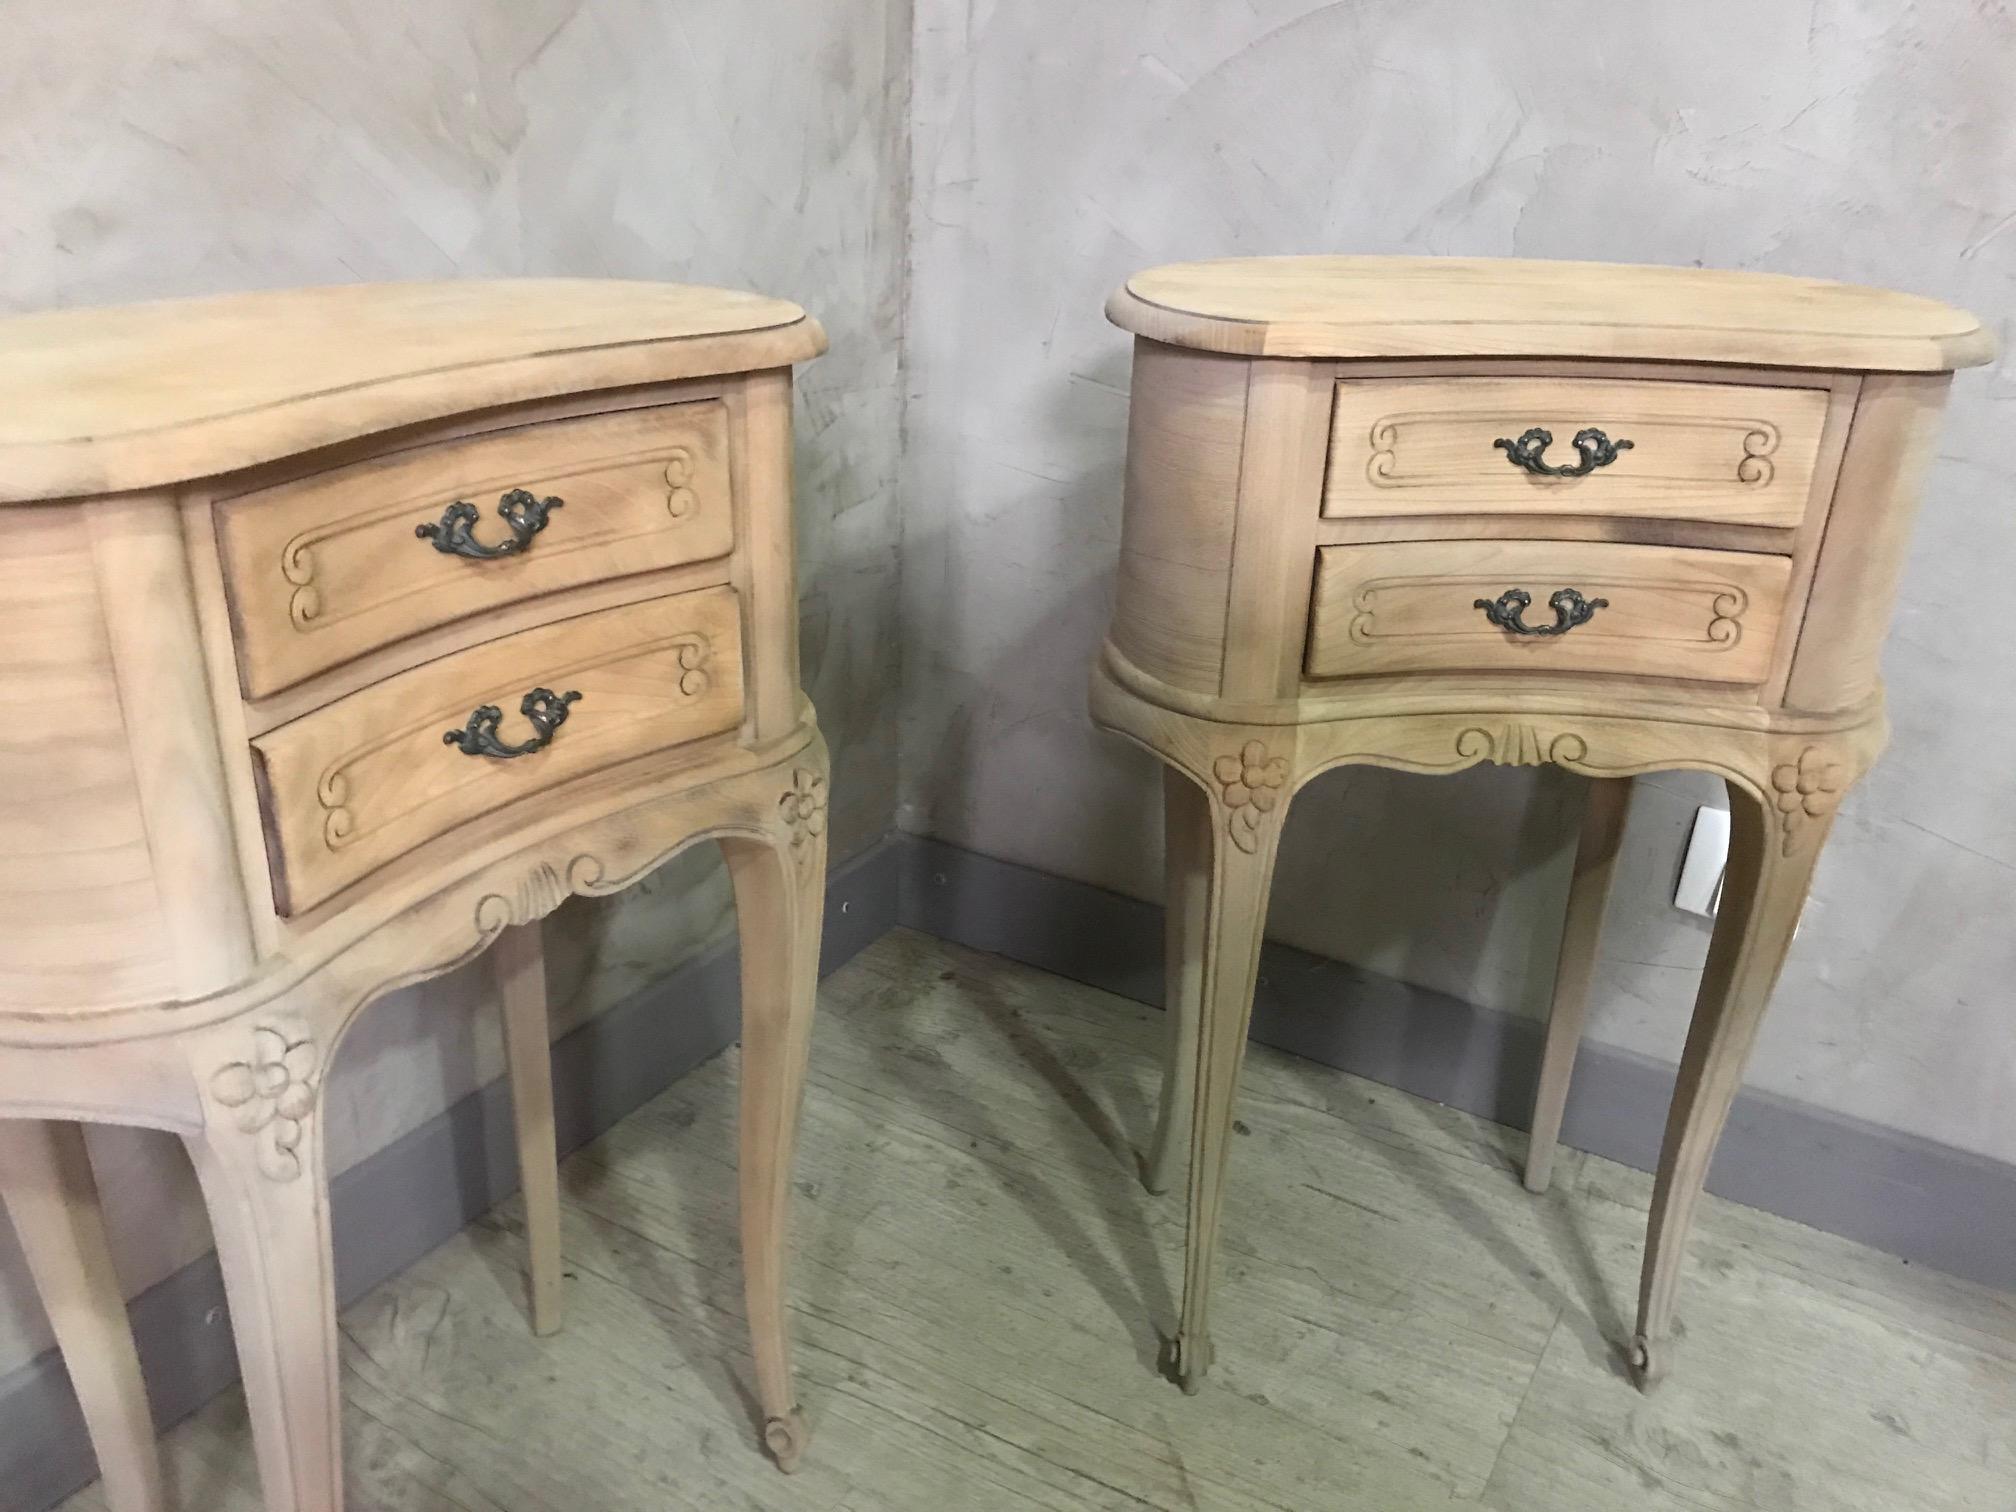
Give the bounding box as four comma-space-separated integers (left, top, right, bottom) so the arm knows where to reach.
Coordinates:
900, 4, 2016, 1162
0, 0, 909, 1378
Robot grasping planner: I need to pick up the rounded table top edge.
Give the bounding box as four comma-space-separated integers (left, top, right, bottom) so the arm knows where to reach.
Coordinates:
0, 280, 828, 505
1105, 257, 1993, 374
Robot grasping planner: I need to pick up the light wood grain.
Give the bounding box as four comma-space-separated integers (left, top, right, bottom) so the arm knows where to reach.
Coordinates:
216, 401, 735, 699
0, 282, 826, 504
1524, 776, 1633, 1196
0, 508, 177, 1014
1325, 374, 1832, 527
1140, 767, 1208, 1197
1629, 762, 1838, 1387
1165, 729, 1304, 1392
1783, 372, 1955, 714
730, 372, 804, 746
721, 743, 829, 1472
1315, 511, 1800, 553
1305, 538, 1792, 685
1107, 341, 1254, 695
1108, 256, 1995, 370
0, 1121, 164, 1512
1220, 360, 1332, 700
85, 495, 258, 1003
251, 590, 746, 916
186, 1090, 341, 1512
494, 925, 563, 1339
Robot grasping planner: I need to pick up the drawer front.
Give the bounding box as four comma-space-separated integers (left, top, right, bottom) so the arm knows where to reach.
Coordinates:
1306, 540, 1791, 684
218, 401, 735, 699
1324, 377, 1830, 527
251, 588, 744, 916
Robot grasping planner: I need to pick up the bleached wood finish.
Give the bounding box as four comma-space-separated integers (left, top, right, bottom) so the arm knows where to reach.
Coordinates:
1108, 342, 1251, 697
0, 281, 830, 1509
251, 589, 747, 916
493, 925, 564, 1339
1325, 374, 1830, 527
1524, 776, 1633, 1197
1305, 538, 1791, 685
1140, 768, 1209, 1197
216, 399, 735, 698
0, 1121, 164, 1512
1108, 255, 1993, 369
1096, 255, 1989, 1395
0, 281, 824, 504
0, 506, 183, 1014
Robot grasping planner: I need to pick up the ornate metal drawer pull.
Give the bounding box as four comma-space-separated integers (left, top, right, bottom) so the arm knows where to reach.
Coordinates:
416, 488, 564, 559
443, 687, 581, 758
1474, 587, 1609, 637
1494, 427, 1632, 478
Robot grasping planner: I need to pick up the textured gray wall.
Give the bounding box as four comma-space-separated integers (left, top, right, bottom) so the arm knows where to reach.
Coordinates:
900, 4, 2016, 1161
0, 0, 910, 1378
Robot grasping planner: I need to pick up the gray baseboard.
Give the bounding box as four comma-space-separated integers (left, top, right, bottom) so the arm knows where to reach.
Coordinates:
895, 833, 2016, 1297
0, 837, 898, 1512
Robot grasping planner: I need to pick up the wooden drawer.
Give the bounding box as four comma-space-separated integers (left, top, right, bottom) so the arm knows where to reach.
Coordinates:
217, 400, 735, 698
1305, 540, 1791, 685
250, 587, 744, 916
1324, 376, 1830, 527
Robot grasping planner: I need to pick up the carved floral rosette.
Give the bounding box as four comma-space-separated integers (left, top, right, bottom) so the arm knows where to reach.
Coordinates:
1769, 745, 1844, 855
1214, 741, 1289, 854
779, 767, 828, 850
209, 1024, 321, 1182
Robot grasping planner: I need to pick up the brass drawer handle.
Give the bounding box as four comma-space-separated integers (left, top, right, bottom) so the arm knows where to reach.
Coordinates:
416, 488, 564, 559
443, 687, 581, 758
1474, 587, 1609, 637
1494, 426, 1632, 478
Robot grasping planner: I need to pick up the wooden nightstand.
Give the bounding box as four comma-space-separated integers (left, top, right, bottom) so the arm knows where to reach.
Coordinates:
1093, 256, 1991, 1393
0, 281, 831, 1509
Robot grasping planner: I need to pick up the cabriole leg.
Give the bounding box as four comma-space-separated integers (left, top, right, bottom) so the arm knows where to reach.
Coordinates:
186, 1023, 341, 1512
1169, 741, 1294, 1394
722, 754, 828, 1472
1630, 768, 1832, 1388
1143, 767, 1210, 1195
0, 1119, 165, 1512
1526, 775, 1633, 1194
495, 922, 564, 1336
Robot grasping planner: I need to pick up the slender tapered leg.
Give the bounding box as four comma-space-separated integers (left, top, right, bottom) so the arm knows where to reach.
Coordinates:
495, 922, 563, 1336
187, 1025, 341, 1512
1143, 768, 1211, 1195
1629, 774, 1831, 1388
1525, 776, 1634, 1194
721, 758, 828, 1473
0, 1121, 165, 1512
1170, 742, 1294, 1394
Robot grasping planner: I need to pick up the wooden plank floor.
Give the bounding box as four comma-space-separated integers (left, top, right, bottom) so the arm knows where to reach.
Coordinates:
60, 928, 2016, 1511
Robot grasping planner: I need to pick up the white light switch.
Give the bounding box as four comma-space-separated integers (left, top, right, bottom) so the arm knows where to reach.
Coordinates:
1674, 805, 1729, 917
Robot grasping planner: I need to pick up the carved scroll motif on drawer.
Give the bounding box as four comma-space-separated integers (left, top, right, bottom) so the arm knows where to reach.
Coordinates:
1304, 540, 1792, 685
249, 587, 745, 916
216, 401, 735, 699
1328, 376, 1831, 527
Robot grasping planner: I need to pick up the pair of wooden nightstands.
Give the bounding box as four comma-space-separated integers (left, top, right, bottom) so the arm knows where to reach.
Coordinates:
0, 257, 1990, 1511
